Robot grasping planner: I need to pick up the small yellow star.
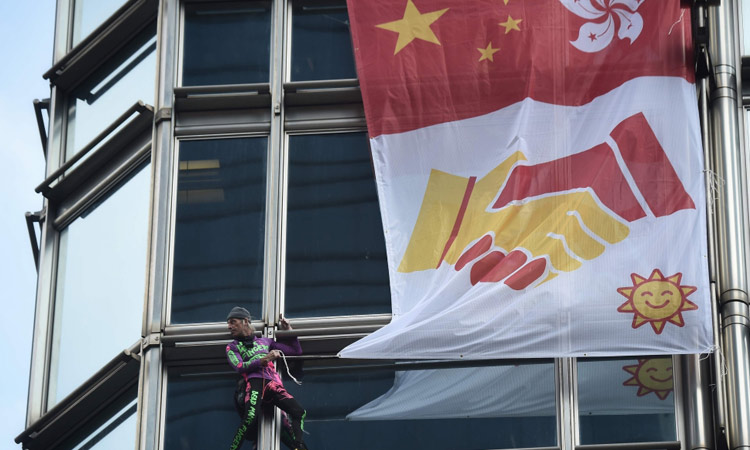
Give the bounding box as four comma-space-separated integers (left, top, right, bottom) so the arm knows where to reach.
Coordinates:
376, 0, 449, 55
500, 15, 522, 34
477, 42, 500, 62
503, 0, 510, 4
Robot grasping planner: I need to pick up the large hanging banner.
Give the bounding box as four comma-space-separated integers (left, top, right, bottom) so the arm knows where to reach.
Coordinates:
341, 0, 712, 359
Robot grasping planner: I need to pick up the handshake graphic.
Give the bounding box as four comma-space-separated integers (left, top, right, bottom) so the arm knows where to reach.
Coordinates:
397, 113, 695, 290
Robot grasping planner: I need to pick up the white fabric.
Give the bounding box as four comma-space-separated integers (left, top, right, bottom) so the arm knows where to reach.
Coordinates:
348, 359, 674, 420
341, 78, 711, 359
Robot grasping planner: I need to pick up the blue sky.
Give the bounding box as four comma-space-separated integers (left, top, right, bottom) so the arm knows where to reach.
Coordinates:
0, 0, 55, 447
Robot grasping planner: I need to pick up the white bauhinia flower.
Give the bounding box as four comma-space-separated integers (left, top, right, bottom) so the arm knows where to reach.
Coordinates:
560, 0, 645, 53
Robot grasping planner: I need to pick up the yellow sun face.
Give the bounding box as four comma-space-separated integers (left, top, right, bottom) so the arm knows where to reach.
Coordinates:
631, 279, 681, 320
617, 269, 697, 334
623, 358, 673, 400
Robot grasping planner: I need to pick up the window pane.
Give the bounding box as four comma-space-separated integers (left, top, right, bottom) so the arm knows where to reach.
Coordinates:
743, 2, 750, 55
182, 2, 272, 86
164, 373, 241, 449
50, 165, 150, 405
58, 385, 138, 450
285, 133, 390, 317
284, 360, 557, 449
66, 24, 157, 159
171, 138, 268, 324
71, 0, 127, 47
577, 357, 676, 444
291, 0, 356, 81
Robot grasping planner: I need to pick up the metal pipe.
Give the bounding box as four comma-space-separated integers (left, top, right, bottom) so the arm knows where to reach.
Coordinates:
680, 354, 716, 450
707, 0, 750, 449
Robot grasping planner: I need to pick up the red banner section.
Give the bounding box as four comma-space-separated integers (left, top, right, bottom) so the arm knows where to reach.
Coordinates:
348, 0, 693, 136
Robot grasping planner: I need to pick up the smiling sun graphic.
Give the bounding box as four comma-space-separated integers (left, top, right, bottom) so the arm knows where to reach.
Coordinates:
623, 358, 674, 400
616, 269, 698, 334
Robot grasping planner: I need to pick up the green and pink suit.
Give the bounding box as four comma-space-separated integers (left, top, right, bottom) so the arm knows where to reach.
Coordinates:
226, 336, 307, 450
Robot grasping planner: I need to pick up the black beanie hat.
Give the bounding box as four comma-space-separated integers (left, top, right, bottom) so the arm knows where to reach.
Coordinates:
227, 306, 251, 321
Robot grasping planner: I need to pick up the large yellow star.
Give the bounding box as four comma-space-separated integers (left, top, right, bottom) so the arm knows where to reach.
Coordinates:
477, 42, 500, 62
376, 0, 449, 55
500, 15, 522, 34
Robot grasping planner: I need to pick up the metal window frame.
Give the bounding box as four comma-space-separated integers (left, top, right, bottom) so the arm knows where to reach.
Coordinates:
44, 0, 159, 91
15, 344, 141, 450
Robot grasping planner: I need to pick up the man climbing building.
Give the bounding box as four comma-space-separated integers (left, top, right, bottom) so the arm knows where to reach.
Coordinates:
226, 306, 308, 450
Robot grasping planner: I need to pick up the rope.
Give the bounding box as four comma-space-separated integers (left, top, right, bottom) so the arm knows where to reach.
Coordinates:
278, 350, 302, 385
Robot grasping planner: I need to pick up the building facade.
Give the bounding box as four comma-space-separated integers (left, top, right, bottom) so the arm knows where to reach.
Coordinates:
15, 0, 750, 449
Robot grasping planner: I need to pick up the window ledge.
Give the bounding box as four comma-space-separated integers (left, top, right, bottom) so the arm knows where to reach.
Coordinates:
44, 0, 158, 91
15, 348, 140, 450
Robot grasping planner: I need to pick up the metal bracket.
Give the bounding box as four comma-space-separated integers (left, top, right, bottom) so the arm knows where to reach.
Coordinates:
154, 106, 172, 124
33, 98, 50, 159
25, 209, 45, 272
141, 333, 161, 352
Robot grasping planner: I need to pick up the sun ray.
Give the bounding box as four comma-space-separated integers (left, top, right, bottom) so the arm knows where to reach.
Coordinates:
617, 287, 633, 298
668, 314, 684, 326
633, 316, 647, 328
667, 273, 682, 284
649, 268, 665, 280
632, 273, 646, 284
637, 386, 653, 396
650, 320, 666, 334
681, 285, 697, 296
681, 298, 699, 311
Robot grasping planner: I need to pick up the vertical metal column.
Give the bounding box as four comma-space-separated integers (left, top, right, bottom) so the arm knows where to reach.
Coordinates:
708, 1, 750, 449
136, 0, 178, 448
25, 0, 73, 425
680, 354, 716, 450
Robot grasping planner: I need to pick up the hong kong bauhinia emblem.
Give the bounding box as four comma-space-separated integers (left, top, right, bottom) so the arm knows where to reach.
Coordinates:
561, 0, 644, 53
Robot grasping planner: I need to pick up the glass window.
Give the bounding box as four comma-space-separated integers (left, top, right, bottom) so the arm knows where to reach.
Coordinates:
50, 165, 151, 405
285, 360, 557, 449
164, 373, 242, 449
171, 138, 268, 324
164, 361, 556, 450
577, 357, 677, 444
743, 2, 750, 55
57, 385, 138, 450
182, 2, 272, 86
66, 24, 157, 159
71, 0, 128, 47
290, 0, 356, 81
284, 133, 390, 317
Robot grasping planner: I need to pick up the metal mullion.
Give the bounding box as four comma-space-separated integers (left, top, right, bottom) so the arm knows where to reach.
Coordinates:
556, 357, 576, 450
26, 0, 71, 417
137, 0, 180, 448
255, 1, 290, 449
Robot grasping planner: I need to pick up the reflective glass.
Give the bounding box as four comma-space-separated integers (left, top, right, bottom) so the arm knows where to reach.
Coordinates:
744, 2, 750, 55
66, 24, 157, 159
182, 2, 272, 86
164, 361, 556, 450
71, 0, 127, 47
577, 357, 677, 444
171, 138, 268, 324
285, 133, 390, 317
50, 165, 150, 405
291, 0, 356, 81
164, 373, 242, 449
57, 385, 138, 450
285, 360, 557, 449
